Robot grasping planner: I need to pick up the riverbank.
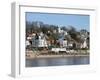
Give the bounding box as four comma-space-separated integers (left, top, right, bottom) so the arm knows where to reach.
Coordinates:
26, 50, 89, 59
26, 54, 89, 59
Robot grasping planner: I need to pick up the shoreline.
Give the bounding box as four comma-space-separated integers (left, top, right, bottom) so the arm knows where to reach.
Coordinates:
26, 54, 89, 59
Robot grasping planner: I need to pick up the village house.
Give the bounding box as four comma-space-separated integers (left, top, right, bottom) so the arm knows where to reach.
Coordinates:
80, 38, 88, 48
32, 32, 48, 48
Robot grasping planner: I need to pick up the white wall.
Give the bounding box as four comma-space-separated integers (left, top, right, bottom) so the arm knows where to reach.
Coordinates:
0, 0, 100, 80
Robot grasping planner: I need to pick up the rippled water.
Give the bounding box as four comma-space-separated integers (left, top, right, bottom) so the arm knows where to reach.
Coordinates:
26, 56, 89, 67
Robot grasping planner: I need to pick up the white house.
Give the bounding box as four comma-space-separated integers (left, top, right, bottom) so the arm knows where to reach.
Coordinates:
58, 27, 64, 33
32, 33, 48, 48
62, 40, 68, 47
26, 40, 30, 48
58, 37, 68, 48
81, 38, 88, 48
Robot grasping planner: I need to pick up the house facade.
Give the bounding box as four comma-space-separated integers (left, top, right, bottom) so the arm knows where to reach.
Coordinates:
32, 32, 48, 48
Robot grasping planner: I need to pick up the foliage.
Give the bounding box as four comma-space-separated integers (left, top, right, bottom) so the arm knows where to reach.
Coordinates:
26, 21, 90, 48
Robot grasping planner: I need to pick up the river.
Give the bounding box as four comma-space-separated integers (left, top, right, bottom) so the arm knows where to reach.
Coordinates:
26, 56, 89, 67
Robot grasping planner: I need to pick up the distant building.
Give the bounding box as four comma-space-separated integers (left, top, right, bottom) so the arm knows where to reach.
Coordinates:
36, 21, 43, 27
58, 35, 68, 47
81, 38, 88, 48
64, 31, 68, 36
57, 27, 69, 48
58, 27, 64, 33
26, 40, 30, 48
62, 40, 68, 47
32, 32, 48, 48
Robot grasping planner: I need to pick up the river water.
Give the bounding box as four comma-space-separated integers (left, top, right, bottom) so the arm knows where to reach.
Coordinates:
26, 56, 89, 67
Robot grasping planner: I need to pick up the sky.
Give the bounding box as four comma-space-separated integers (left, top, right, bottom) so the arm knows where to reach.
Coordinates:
26, 12, 90, 31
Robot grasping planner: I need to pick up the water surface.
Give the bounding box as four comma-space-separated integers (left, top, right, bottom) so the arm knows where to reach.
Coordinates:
26, 56, 89, 67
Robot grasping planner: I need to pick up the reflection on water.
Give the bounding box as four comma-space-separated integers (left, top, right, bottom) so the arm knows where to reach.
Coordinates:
26, 56, 89, 67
